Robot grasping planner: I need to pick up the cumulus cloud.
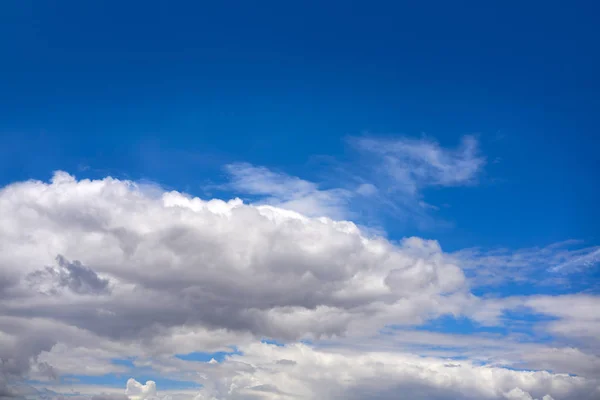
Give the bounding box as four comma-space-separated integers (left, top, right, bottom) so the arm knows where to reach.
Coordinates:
0, 172, 598, 400
0, 172, 468, 378
126, 379, 157, 400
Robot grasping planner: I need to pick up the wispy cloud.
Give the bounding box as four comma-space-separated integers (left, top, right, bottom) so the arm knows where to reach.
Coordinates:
222, 135, 486, 226
453, 241, 600, 287
350, 134, 485, 194
550, 247, 600, 272
223, 162, 354, 219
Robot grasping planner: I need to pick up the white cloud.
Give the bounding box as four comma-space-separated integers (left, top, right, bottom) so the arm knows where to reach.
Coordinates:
550, 247, 600, 272
0, 172, 598, 400
453, 241, 600, 287
0, 172, 469, 381
34, 341, 600, 400
350, 134, 485, 194
126, 379, 157, 400
464, 294, 600, 355
345, 327, 600, 378
223, 163, 353, 219
221, 135, 486, 225
524, 295, 600, 348
142, 342, 599, 400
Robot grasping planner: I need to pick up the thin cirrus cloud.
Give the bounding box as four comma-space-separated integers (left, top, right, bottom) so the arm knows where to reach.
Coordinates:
0, 172, 599, 400
222, 135, 486, 224
349, 134, 486, 194
454, 241, 600, 287
223, 162, 354, 220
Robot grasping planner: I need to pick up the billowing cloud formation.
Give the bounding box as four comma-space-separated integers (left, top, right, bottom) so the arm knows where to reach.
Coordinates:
0, 172, 466, 375
126, 379, 157, 400
0, 172, 598, 400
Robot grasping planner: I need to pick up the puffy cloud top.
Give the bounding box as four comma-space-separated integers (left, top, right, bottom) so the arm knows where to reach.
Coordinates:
0, 172, 467, 346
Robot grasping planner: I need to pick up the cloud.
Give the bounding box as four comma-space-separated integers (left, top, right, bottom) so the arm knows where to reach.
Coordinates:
523, 295, 600, 348
37, 341, 599, 400
453, 241, 600, 287
126, 379, 157, 400
0, 376, 22, 400
463, 294, 600, 357
221, 135, 486, 226
550, 247, 600, 272
0, 382, 57, 400
92, 395, 130, 400
178, 342, 599, 400
0, 172, 598, 400
0, 172, 469, 381
350, 134, 485, 194
26, 255, 111, 296
34, 342, 131, 378
223, 162, 353, 219
345, 326, 600, 378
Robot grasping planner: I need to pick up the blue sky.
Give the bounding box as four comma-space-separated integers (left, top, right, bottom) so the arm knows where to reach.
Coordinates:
2, 1, 599, 249
1, 2, 599, 400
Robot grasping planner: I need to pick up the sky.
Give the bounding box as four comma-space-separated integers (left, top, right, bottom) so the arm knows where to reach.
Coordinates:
0, 1, 599, 400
